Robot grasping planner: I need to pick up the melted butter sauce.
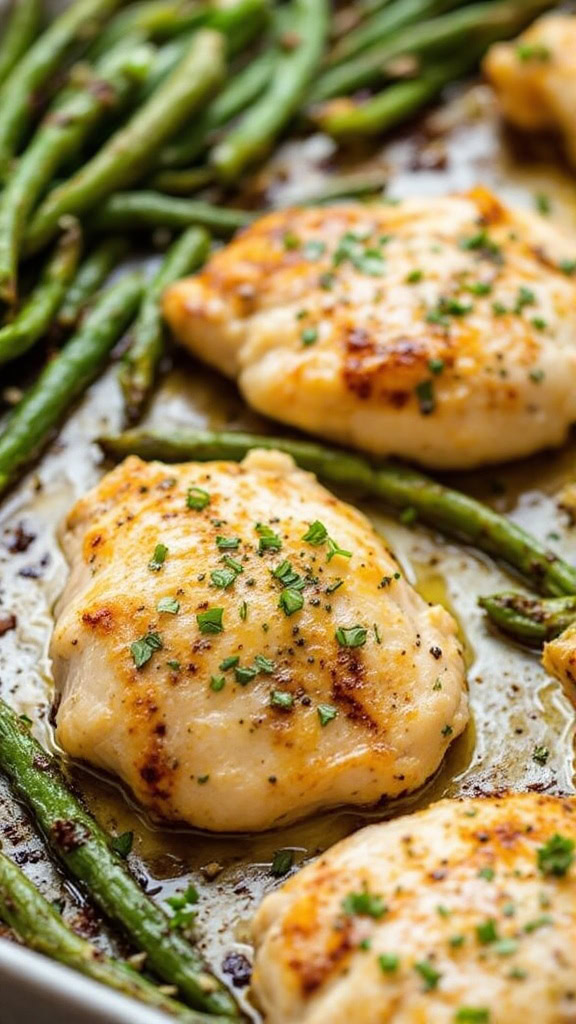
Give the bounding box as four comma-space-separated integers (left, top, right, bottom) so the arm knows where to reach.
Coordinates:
1, 81, 576, 1018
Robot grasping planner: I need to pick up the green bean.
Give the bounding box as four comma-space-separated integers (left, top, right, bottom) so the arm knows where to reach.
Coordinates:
24, 30, 225, 255
0, 42, 153, 304
99, 427, 576, 599
138, 0, 269, 98
0, 0, 123, 178
156, 48, 275, 169
0, 221, 82, 366
0, 0, 42, 87
146, 167, 215, 193
328, 0, 461, 66
91, 191, 252, 235
0, 850, 226, 1022
90, 0, 204, 55
210, 0, 328, 181
318, 57, 474, 138
0, 700, 240, 1018
313, 0, 548, 104
0, 273, 143, 497
57, 238, 128, 328
120, 226, 210, 421
479, 592, 576, 644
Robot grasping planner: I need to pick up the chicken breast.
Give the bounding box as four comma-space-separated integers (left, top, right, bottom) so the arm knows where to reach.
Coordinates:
252, 792, 576, 1024
163, 187, 576, 470
484, 14, 576, 166
542, 623, 576, 702
50, 450, 467, 832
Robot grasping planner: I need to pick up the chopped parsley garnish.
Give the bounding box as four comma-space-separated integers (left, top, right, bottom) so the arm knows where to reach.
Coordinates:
529, 368, 545, 383
301, 520, 351, 561
415, 379, 435, 415
442, 724, 453, 737
196, 607, 224, 634
400, 506, 417, 525
493, 938, 518, 956
273, 560, 305, 589
326, 536, 352, 562
256, 523, 282, 552
222, 555, 243, 573
535, 193, 551, 215
537, 834, 575, 877
319, 271, 335, 289
559, 258, 576, 275
531, 316, 547, 330
532, 744, 549, 764
220, 655, 239, 670
157, 596, 180, 614
235, 665, 258, 685
254, 654, 276, 673
111, 831, 133, 858
301, 326, 318, 346
514, 285, 535, 313
454, 1010, 490, 1023
279, 588, 304, 616
406, 269, 423, 284
216, 536, 240, 550
302, 520, 328, 545
335, 625, 367, 648
283, 231, 300, 250
342, 885, 387, 919
523, 914, 553, 933
317, 703, 338, 726
441, 297, 472, 316
378, 953, 399, 973
477, 867, 495, 881
426, 309, 450, 328
270, 689, 294, 710
271, 849, 294, 876
303, 239, 326, 260
167, 884, 199, 931
333, 230, 387, 276
509, 967, 527, 980
414, 960, 442, 990
210, 675, 225, 691
186, 486, 210, 510
167, 660, 181, 671
428, 357, 445, 374
130, 632, 163, 669
460, 230, 501, 261
465, 281, 492, 296
516, 43, 551, 62
476, 919, 498, 944
148, 543, 168, 571
210, 567, 237, 589
239, 600, 248, 620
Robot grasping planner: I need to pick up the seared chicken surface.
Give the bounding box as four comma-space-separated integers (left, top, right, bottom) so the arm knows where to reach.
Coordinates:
50, 450, 467, 832
542, 623, 576, 701
163, 187, 576, 469
252, 792, 576, 1024
485, 14, 576, 167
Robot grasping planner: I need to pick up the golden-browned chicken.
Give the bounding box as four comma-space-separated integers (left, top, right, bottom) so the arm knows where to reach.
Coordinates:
542, 623, 576, 700
485, 14, 576, 166
50, 450, 467, 832
252, 792, 576, 1024
163, 187, 576, 470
